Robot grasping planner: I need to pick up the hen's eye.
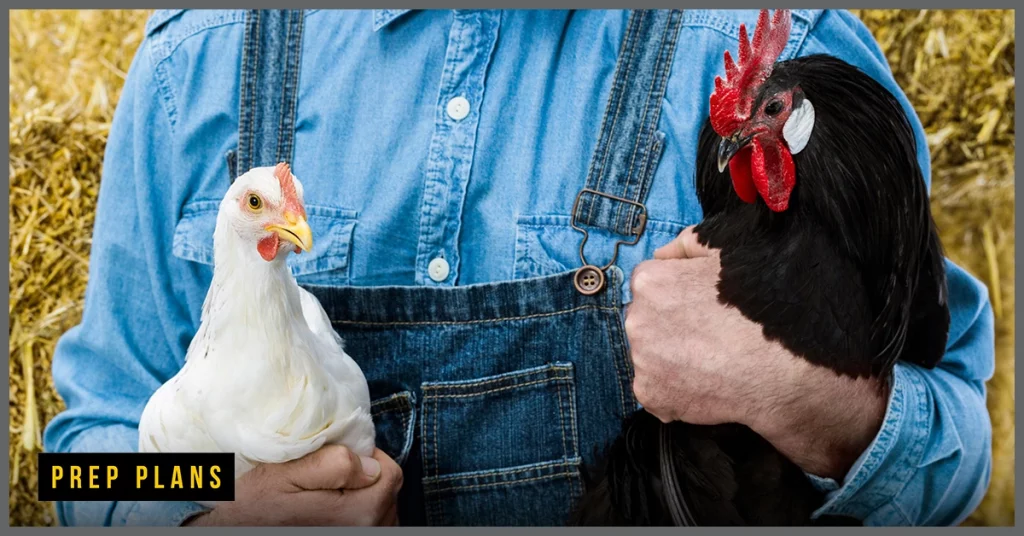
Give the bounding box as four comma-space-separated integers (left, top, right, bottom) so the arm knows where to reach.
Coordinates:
247, 195, 263, 210
765, 100, 784, 116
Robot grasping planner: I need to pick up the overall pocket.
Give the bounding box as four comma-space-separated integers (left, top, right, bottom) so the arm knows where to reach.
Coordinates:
370, 391, 416, 466
420, 362, 582, 526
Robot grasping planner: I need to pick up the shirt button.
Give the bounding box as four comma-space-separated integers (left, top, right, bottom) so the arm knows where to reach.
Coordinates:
428, 257, 450, 282
446, 96, 470, 121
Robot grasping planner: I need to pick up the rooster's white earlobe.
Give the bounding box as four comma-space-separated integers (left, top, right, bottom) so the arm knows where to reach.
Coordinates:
783, 98, 815, 155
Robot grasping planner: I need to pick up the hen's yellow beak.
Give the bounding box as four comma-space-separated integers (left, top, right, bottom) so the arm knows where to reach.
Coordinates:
266, 212, 313, 252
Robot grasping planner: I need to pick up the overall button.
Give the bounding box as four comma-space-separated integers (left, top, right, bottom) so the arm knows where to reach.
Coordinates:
446, 96, 470, 121
573, 265, 605, 295
428, 257, 450, 282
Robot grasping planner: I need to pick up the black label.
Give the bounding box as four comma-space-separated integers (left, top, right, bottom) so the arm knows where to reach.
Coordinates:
38, 452, 235, 502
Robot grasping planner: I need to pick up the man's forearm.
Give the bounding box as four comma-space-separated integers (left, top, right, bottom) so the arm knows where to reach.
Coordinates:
750, 358, 890, 480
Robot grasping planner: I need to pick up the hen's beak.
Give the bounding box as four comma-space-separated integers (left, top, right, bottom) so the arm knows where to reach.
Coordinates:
717, 133, 753, 173
266, 212, 313, 253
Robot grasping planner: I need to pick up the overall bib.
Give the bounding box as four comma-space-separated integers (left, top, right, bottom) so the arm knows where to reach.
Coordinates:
234, 9, 683, 526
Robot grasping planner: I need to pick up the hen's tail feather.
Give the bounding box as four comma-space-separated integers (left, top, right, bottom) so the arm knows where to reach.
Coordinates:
572, 411, 862, 526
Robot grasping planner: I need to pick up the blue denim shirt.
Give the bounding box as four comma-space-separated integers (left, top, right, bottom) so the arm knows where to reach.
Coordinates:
43, 9, 995, 527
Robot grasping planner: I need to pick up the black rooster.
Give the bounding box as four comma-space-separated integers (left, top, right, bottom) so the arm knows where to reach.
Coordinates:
571, 9, 950, 526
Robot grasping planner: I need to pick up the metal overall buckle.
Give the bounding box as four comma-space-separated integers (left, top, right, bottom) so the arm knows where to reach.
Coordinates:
570, 188, 648, 296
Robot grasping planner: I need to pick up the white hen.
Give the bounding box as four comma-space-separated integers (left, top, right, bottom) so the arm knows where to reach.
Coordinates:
138, 163, 375, 505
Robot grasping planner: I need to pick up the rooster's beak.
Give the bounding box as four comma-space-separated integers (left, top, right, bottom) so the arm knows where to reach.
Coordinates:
266, 212, 313, 253
717, 133, 752, 173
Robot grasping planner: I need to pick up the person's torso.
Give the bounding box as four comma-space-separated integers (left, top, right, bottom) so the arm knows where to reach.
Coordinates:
149, 8, 825, 306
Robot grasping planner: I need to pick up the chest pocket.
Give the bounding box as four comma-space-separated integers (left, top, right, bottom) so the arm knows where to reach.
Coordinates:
513, 214, 691, 304
171, 199, 358, 287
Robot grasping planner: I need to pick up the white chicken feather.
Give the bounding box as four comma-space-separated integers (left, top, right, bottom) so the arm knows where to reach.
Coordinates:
138, 163, 375, 506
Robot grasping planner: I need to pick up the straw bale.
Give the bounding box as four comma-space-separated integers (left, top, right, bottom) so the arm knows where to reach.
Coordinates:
7, 9, 1015, 527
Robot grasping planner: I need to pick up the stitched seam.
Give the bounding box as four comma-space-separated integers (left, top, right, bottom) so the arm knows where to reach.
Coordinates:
237, 10, 257, 173
371, 399, 410, 412
431, 391, 444, 525
422, 365, 572, 391
371, 393, 411, 407
554, 377, 571, 493
604, 292, 629, 416
414, 10, 464, 286
618, 12, 679, 232
144, 9, 183, 36
617, 307, 636, 412
432, 385, 439, 480
580, 9, 636, 223
637, 135, 664, 208
617, 11, 674, 227
586, 10, 642, 223
181, 201, 356, 218
283, 10, 303, 164
566, 375, 580, 460
150, 44, 179, 134
681, 12, 808, 62
426, 471, 578, 494
560, 378, 581, 497
643, 14, 679, 214
517, 215, 687, 234
783, 15, 812, 61
150, 12, 247, 63
248, 11, 261, 170
815, 367, 913, 518
398, 402, 412, 464
419, 393, 436, 525
276, 10, 295, 164
423, 378, 573, 400
330, 304, 618, 327
371, 397, 411, 417
424, 459, 579, 483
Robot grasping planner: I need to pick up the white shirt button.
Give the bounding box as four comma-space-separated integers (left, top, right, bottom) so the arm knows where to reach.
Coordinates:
428, 257, 450, 282
446, 96, 470, 121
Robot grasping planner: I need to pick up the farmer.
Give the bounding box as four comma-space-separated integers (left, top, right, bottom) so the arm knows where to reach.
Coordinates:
45, 9, 994, 527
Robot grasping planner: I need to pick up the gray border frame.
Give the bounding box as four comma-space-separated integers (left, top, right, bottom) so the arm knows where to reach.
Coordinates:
5, 2, 1019, 532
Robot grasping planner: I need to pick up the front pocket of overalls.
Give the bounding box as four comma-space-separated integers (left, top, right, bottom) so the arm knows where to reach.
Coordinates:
420, 362, 583, 526
370, 391, 416, 466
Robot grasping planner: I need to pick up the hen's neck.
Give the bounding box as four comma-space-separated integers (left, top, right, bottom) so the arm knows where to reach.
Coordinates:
203, 216, 304, 337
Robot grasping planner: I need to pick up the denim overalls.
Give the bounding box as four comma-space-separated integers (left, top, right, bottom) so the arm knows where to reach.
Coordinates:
234, 9, 682, 526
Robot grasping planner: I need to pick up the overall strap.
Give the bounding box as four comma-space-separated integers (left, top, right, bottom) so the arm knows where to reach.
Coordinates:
571, 9, 683, 294
569, 10, 695, 527
234, 9, 306, 178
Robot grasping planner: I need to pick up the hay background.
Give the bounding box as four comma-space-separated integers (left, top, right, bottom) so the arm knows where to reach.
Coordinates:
7, 9, 1015, 527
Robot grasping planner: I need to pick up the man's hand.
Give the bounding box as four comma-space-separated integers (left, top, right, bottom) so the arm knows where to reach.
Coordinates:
626, 226, 889, 481
183, 445, 403, 526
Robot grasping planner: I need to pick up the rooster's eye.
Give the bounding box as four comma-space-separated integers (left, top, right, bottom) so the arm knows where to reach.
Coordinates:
247, 195, 263, 211
765, 100, 784, 116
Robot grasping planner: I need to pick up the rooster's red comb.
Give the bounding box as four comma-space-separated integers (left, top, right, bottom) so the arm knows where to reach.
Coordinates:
273, 162, 306, 219
709, 9, 792, 137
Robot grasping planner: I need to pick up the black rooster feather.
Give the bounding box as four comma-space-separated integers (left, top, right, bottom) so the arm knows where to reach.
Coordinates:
570, 10, 950, 527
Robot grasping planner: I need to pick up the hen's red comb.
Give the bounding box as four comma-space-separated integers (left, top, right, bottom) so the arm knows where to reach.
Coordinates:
273, 162, 306, 219
709, 9, 792, 137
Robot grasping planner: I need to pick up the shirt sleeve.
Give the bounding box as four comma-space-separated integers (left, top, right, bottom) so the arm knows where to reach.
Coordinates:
40, 31, 209, 527
795, 10, 996, 526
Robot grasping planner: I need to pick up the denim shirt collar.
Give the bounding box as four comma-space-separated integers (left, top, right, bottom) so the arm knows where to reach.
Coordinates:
373, 9, 413, 31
